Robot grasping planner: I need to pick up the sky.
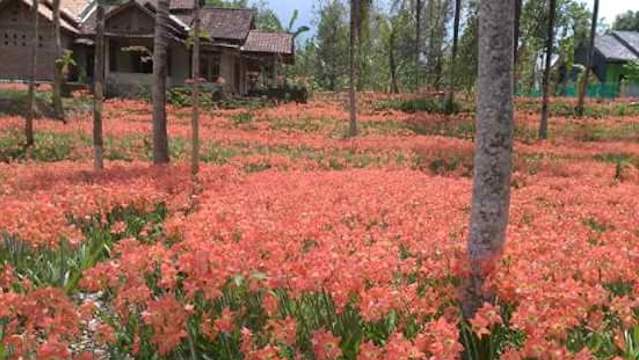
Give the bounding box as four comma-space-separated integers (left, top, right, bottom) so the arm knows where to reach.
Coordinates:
263, 0, 639, 40
591, 0, 639, 25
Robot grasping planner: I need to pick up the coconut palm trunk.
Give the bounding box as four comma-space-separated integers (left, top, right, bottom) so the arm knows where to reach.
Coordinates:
514, 0, 522, 91
152, 0, 170, 164
463, 0, 515, 319
25, 0, 40, 149
52, 0, 65, 121
389, 26, 399, 94
93, 3, 105, 170
539, 0, 556, 140
348, 0, 359, 138
576, 0, 599, 117
191, 0, 201, 176
446, 0, 461, 112
414, 0, 423, 91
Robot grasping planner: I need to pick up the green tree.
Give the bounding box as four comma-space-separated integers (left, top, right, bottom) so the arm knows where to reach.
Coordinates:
613, 10, 639, 31
315, 0, 349, 91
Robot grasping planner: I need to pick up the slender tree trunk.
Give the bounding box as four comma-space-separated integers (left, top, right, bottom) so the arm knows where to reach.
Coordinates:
513, 0, 522, 92
152, 0, 170, 164
93, 4, 105, 170
25, 0, 39, 149
348, 0, 359, 137
415, 0, 423, 91
389, 26, 399, 94
446, 0, 461, 112
191, 1, 201, 176
52, 0, 65, 121
463, 0, 515, 319
539, 0, 556, 140
576, 0, 598, 116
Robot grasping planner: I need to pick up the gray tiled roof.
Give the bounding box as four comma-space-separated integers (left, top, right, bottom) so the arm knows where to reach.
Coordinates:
612, 31, 639, 57
594, 33, 638, 62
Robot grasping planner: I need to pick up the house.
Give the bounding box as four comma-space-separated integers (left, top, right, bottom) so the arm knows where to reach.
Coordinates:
575, 30, 639, 96
0, 0, 295, 97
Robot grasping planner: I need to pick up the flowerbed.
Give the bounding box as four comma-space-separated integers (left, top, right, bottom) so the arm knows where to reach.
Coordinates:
0, 97, 638, 359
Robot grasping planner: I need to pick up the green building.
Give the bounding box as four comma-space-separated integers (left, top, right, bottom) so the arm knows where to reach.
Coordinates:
575, 31, 639, 97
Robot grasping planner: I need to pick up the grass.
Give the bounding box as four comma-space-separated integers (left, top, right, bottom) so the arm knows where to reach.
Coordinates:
0, 130, 76, 162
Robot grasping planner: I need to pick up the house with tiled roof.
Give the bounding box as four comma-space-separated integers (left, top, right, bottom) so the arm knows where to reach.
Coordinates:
576, 31, 639, 91
0, 0, 295, 96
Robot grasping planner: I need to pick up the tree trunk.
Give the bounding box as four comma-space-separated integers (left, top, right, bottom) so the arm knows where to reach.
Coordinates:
191, 1, 201, 176
576, 0, 598, 116
463, 0, 515, 319
25, 0, 39, 149
539, 0, 556, 140
348, 0, 358, 137
389, 26, 399, 94
93, 4, 105, 170
446, 0, 461, 112
52, 0, 65, 121
415, 0, 423, 91
152, 0, 170, 164
513, 0, 522, 92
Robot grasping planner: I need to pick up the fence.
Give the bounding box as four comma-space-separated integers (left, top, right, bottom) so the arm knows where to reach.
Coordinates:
517, 82, 622, 99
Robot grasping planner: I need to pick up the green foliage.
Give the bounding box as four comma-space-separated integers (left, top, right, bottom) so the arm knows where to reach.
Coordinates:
0, 130, 75, 162
167, 86, 217, 108
613, 10, 639, 31
314, 0, 350, 91
0, 204, 168, 293
623, 61, 639, 81
231, 112, 255, 125
376, 97, 461, 114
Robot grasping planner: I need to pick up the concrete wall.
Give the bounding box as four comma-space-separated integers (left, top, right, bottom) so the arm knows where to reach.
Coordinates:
219, 50, 239, 95
0, 0, 74, 81
170, 41, 189, 86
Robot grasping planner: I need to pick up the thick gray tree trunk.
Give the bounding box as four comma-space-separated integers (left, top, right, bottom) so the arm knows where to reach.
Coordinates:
93, 4, 105, 170
539, 0, 556, 140
52, 0, 65, 121
576, 0, 599, 117
446, 0, 461, 112
152, 0, 170, 164
25, 0, 39, 149
348, 0, 359, 137
463, 0, 515, 319
191, 1, 201, 176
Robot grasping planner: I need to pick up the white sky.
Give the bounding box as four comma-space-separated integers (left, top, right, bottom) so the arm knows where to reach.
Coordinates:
581, 0, 639, 25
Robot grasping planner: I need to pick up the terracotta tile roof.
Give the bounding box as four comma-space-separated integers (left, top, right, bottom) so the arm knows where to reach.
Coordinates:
21, 0, 79, 32
59, 0, 89, 19
199, 7, 254, 42
169, 0, 193, 10
241, 30, 293, 55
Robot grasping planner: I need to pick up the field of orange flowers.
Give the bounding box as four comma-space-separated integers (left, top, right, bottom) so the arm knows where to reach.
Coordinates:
0, 92, 638, 359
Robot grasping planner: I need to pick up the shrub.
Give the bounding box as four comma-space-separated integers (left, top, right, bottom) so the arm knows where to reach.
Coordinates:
376, 98, 461, 114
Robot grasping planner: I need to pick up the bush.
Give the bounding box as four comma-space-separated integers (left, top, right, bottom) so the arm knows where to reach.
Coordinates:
167, 85, 221, 108
376, 98, 461, 114
249, 85, 309, 103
